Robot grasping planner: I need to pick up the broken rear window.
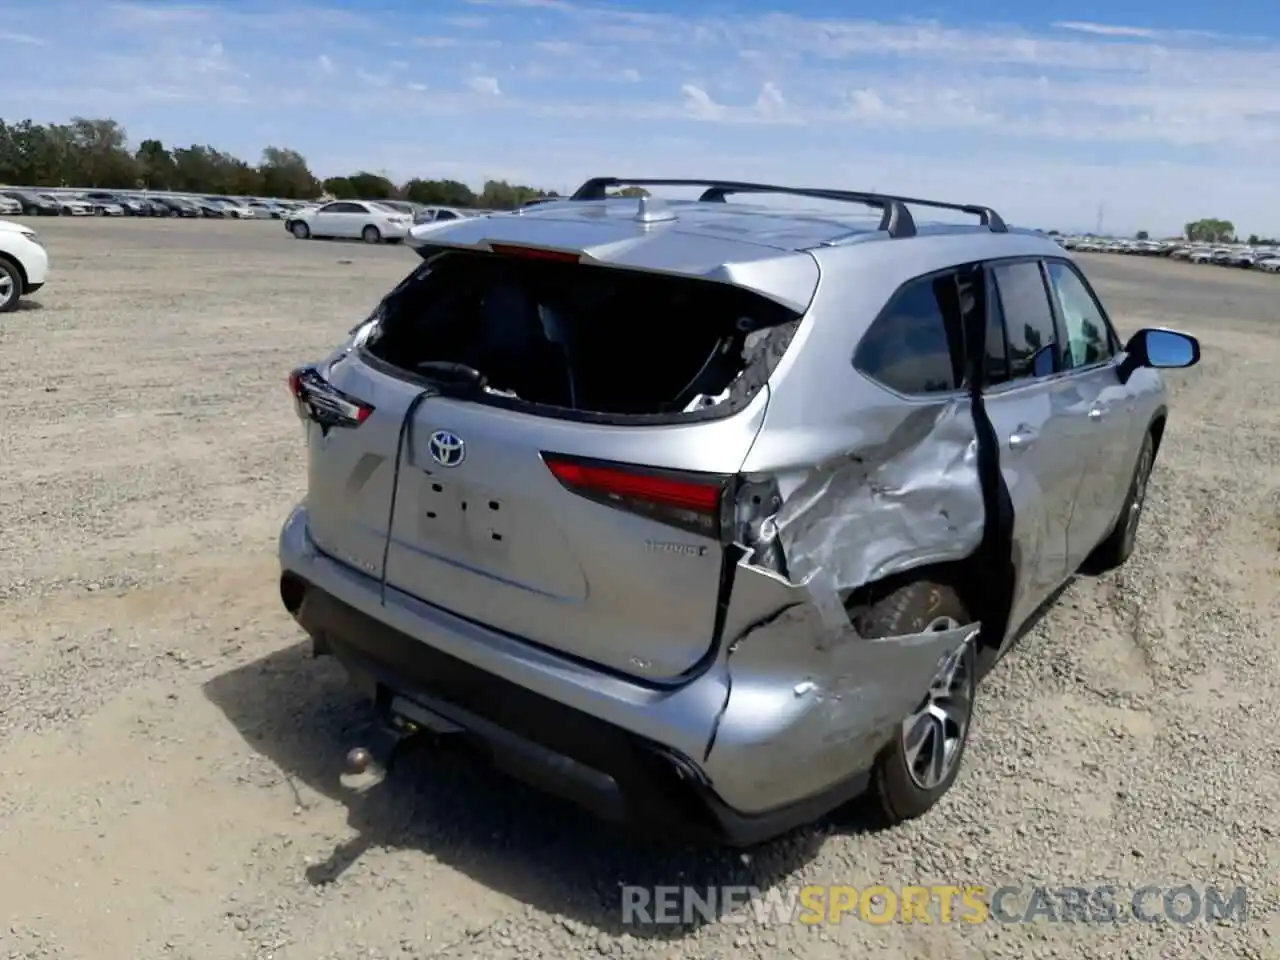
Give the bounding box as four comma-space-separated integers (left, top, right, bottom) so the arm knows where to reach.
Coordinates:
362, 250, 801, 418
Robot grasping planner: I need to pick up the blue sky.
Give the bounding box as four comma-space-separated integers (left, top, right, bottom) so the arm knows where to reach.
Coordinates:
2, 0, 1278, 234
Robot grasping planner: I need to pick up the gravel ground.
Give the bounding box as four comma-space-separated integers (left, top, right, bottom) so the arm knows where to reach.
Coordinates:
1, 218, 1277, 960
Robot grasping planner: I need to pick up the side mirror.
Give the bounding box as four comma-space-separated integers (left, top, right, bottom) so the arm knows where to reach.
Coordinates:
1118, 328, 1200, 382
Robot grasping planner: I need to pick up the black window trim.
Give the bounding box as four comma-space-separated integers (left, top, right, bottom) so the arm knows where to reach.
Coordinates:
850, 263, 977, 402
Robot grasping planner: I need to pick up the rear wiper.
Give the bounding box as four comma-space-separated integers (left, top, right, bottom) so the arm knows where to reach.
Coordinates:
413, 360, 488, 393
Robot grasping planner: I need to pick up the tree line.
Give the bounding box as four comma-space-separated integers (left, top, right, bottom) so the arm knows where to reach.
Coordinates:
0, 115, 558, 209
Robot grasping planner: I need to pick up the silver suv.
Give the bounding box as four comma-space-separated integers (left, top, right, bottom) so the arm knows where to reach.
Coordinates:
278, 178, 1199, 845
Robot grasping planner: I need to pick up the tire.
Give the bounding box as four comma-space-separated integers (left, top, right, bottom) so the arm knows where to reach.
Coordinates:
291, 221, 311, 240
0, 258, 22, 313
857, 581, 977, 826
1082, 431, 1155, 574
361, 225, 381, 244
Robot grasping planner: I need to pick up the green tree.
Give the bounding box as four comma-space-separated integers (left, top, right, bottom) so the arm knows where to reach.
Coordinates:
321, 176, 356, 199
0, 113, 559, 205
135, 139, 177, 190
259, 146, 317, 199
66, 117, 137, 188
403, 177, 476, 206
345, 171, 396, 199
1184, 218, 1235, 243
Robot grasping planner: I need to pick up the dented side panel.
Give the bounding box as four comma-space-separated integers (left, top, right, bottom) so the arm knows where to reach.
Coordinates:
769, 400, 985, 626
704, 566, 979, 815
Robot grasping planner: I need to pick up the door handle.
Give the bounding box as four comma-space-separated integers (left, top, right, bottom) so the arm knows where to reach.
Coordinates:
1088, 403, 1108, 421
1008, 426, 1039, 450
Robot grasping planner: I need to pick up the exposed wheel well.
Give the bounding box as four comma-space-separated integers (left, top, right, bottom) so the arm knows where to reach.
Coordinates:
0, 251, 29, 292
843, 553, 1014, 660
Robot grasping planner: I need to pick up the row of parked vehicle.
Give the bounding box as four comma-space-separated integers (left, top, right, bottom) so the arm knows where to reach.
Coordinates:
0, 187, 313, 220
1059, 235, 1280, 272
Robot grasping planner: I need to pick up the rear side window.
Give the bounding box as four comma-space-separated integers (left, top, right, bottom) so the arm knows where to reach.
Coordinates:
990, 261, 1059, 381
854, 273, 965, 395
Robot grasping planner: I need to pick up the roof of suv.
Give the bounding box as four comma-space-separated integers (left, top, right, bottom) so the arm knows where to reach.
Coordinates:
406, 177, 1064, 312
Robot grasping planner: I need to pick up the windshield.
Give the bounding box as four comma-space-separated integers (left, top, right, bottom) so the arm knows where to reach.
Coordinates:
367, 202, 399, 214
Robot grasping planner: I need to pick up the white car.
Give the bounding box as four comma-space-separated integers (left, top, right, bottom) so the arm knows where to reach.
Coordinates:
413, 204, 471, 225
39, 193, 93, 216
285, 200, 413, 243
0, 195, 22, 216
213, 199, 256, 219
0, 218, 49, 313
1256, 258, 1280, 273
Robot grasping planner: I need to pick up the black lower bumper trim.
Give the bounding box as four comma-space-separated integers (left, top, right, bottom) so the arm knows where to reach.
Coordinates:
287, 574, 869, 846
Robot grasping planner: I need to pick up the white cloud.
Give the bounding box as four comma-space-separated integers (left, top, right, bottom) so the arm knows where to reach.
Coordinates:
1052, 21, 1159, 39
754, 81, 785, 117
413, 36, 462, 48
317, 54, 335, 74
681, 83, 723, 119
468, 75, 502, 96
0, 29, 44, 45
619, 67, 641, 82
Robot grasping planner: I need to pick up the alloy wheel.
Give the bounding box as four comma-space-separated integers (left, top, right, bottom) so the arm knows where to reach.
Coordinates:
900, 618, 973, 791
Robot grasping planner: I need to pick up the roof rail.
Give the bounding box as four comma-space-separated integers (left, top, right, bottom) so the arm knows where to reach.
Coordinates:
568, 177, 1007, 238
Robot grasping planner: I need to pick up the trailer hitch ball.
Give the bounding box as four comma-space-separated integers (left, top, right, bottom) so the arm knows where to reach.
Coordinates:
345, 746, 375, 776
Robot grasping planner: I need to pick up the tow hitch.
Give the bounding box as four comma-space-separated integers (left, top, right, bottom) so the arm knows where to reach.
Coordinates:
341, 694, 463, 789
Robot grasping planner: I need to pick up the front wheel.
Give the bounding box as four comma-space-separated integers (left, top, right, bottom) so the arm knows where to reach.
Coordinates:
0, 259, 22, 313
1082, 431, 1155, 574
361, 225, 381, 244
857, 581, 977, 826
290, 221, 311, 239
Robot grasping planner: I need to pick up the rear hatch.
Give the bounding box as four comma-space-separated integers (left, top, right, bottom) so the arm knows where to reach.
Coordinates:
294, 231, 815, 683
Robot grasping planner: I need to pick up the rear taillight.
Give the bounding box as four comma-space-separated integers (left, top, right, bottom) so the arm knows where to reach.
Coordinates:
542, 453, 731, 539
288, 366, 374, 429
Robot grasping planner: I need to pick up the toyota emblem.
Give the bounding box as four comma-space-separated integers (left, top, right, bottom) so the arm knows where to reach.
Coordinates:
428, 430, 465, 467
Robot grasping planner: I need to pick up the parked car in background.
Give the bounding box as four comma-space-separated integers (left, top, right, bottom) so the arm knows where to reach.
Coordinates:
132, 196, 172, 217
0, 217, 49, 313
80, 194, 125, 216
38, 193, 93, 216
142, 195, 190, 217
202, 198, 255, 219
190, 198, 227, 217
413, 204, 470, 225
0, 190, 61, 216
246, 200, 285, 219
375, 200, 421, 219
0, 195, 21, 216
1256, 257, 1280, 273
83, 192, 147, 216
285, 200, 412, 243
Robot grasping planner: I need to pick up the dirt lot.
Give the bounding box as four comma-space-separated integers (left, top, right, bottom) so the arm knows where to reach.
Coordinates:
1, 218, 1278, 960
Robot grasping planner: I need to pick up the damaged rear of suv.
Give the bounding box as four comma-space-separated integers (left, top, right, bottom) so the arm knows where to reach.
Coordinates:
278, 177, 1199, 845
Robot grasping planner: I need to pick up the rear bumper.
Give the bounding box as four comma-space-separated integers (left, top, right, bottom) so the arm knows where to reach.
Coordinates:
277, 504, 964, 844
